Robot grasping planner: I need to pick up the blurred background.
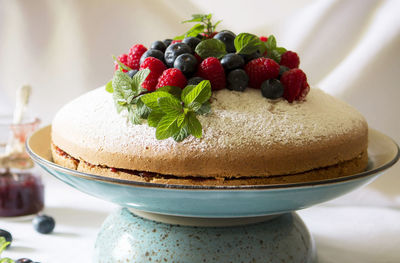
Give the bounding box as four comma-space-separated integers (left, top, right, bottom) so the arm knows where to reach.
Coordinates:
0, 0, 399, 262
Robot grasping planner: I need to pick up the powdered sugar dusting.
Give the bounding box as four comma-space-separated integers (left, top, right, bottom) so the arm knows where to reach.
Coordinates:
52, 87, 366, 156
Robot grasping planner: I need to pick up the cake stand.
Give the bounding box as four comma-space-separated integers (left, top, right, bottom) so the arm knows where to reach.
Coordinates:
27, 126, 399, 263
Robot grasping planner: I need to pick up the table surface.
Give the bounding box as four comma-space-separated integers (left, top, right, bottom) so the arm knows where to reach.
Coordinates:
1, 163, 399, 263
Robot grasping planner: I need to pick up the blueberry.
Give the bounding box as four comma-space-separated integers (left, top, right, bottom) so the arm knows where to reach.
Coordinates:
16, 259, 33, 263
220, 53, 245, 71
151, 40, 167, 52
163, 39, 173, 47
240, 50, 262, 63
127, 70, 138, 78
33, 215, 55, 234
227, 69, 248, 91
279, 65, 289, 78
187, 77, 205, 86
139, 49, 165, 65
182, 37, 201, 52
0, 229, 12, 247
261, 79, 284, 99
164, 43, 192, 67
214, 30, 236, 53
173, 53, 197, 76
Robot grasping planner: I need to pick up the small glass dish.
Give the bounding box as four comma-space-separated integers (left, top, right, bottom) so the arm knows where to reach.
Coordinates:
0, 115, 44, 217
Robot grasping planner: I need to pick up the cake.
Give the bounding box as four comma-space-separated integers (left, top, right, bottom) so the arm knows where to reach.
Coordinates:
50, 14, 368, 186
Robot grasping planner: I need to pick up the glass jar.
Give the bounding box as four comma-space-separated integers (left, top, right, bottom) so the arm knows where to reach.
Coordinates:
0, 115, 44, 217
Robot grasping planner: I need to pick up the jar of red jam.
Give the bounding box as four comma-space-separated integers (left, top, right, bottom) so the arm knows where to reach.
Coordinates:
0, 116, 44, 217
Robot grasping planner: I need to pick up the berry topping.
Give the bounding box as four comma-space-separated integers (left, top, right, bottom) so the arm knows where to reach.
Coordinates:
240, 51, 262, 63
139, 57, 167, 91
245, 57, 280, 89
260, 36, 268, 42
182, 37, 201, 51
196, 57, 226, 90
33, 214, 55, 234
220, 53, 245, 71
227, 69, 248, 92
127, 69, 138, 78
279, 65, 290, 78
173, 53, 198, 76
280, 51, 300, 69
163, 39, 173, 47
164, 42, 192, 67
261, 79, 284, 99
156, 68, 187, 89
140, 49, 165, 66
127, 44, 147, 70
214, 30, 236, 53
0, 229, 12, 247
187, 76, 205, 86
171, 39, 182, 45
281, 68, 309, 103
151, 40, 167, 52
114, 54, 128, 72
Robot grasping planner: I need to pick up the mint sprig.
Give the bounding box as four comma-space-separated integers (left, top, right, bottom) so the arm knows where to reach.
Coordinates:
141, 80, 212, 141
174, 14, 221, 40
264, 35, 287, 63
234, 33, 264, 55
0, 237, 14, 263
195, 39, 227, 59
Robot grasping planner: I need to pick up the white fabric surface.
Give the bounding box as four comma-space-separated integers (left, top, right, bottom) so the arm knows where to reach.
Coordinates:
1, 0, 400, 262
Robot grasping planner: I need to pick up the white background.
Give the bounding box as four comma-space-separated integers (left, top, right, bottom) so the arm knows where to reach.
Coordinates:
0, 0, 399, 262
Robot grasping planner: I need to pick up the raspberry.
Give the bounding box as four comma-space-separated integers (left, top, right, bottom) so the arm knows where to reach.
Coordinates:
260, 36, 268, 42
280, 51, 300, 69
281, 68, 309, 103
194, 53, 203, 64
196, 57, 226, 90
171, 39, 182, 45
201, 31, 218, 39
127, 44, 147, 70
114, 54, 128, 72
139, 57, 166, 91
244, 58, 280, 89
156, 68, 187, 89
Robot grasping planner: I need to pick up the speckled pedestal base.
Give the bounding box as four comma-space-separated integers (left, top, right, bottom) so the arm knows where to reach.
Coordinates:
94, 208, 316, 263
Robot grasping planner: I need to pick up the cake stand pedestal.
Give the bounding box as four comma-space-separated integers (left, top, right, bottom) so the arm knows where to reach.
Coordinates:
94, 208, 316, 263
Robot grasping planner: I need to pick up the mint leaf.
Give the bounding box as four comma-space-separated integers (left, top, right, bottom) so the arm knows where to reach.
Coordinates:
182, 80, 211, 105
195, 39, 227, 59
156, 115, 179, 140
234, 33, 263, 55
105, 80, 113, 93
186, 111, 202, 138
112, 70, 134, 99
196, 101, 211, 115
136, 98, 151, 119
276, 47, 287, 54
175, 24, 205, 40
176, 113, 186, 127
172, 126, 190, 142
188, 101, 202, 112
132, 68, 150, 93
156, 86, 182, 99
113, 55, 132, 72
182, 14, 208, 23
112, 88, 126, 113
181, 85, 196, 101
141, 91, 175, 110
147, 109, 165, 127
265, 35, 277, 51
158, 97, 183, 117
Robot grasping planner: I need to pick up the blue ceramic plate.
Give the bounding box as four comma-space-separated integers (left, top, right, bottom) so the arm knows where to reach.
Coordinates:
27, 126, 399, 218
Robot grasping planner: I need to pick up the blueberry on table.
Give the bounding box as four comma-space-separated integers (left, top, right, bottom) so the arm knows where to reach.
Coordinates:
214, 30, 236, 53
220, 53, 245, 71
126, 70, 138, 78
164, 42, 192, 67
150, 40, 167, 52
227, 69, 248, 92
261, 79, 284, 99
0, 229, 12, 247
187, 77, 205, 86
16, 259, 33, 263
33, 214, 55, 234
182, 36, 201, 51
139, 49, 165, 65
173, 53, 198, 76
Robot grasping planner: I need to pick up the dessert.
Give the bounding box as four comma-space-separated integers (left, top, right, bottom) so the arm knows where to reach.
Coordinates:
51, 14, 368, 186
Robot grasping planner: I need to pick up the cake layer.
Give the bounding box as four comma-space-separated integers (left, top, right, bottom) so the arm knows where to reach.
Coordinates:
51, 87, 368, 177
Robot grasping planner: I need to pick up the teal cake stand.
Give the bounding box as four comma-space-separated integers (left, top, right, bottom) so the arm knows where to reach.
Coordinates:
27, 126, 399, 263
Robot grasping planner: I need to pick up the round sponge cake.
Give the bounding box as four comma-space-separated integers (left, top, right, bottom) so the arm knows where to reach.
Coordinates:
51, 87, 368, 185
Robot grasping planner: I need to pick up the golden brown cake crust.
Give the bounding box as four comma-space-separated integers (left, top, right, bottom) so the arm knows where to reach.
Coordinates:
51, 87, 368, 178
51, 143, 368, 186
